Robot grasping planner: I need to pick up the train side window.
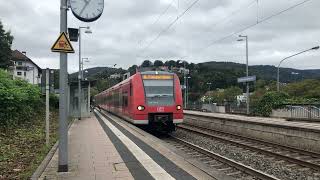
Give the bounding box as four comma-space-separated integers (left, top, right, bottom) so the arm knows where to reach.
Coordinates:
122, 91, 128, 107
129, 83, 132, 96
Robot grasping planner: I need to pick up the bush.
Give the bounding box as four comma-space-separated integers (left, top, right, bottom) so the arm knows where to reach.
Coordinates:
0, 69, 42, 127
49, 93, 59, 109
253, 91, 289, 117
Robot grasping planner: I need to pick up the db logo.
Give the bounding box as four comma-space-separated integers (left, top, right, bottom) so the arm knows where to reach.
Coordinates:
157, 107, 164, 112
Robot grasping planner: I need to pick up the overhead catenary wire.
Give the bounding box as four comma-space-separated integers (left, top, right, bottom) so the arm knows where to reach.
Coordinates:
139, 0, 176, 46
139, 0, 201, 55
181, 0, 312, 59
207, 0, 257, 33
151, 0, 176, 27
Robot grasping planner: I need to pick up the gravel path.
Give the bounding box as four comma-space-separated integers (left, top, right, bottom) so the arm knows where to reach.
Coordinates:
173, 128, 320, 180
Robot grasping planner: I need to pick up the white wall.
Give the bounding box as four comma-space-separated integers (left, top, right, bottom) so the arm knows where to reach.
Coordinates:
13, 61, 41, 85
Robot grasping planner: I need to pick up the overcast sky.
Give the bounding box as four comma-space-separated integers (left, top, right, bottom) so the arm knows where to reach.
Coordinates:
0, 0, 319, 72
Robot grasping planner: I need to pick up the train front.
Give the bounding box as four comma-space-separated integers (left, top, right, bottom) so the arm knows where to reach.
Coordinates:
133, 71, 183, 132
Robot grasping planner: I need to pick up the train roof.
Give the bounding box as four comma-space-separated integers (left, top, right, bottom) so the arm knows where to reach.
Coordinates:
95, 71, 176, 96
140, 71, 175, 75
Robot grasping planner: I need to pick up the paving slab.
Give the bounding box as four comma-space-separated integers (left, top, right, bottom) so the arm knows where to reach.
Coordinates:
39, 116, 133, 180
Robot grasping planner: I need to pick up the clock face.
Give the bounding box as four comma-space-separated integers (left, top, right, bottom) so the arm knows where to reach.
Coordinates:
70, 0, 104, 22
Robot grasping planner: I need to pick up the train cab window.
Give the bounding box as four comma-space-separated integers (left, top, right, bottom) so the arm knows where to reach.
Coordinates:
143, 79, 174, 106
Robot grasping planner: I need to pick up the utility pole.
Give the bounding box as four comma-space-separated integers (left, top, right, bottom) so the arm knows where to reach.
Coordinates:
277, 46, 319, 91
58, 0, 68, 172
238, 35, 249, 115
207, 82, 212, 104
45, 68, 50, 146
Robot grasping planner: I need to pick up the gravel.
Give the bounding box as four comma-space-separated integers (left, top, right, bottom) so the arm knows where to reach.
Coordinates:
173, 128, 320, 180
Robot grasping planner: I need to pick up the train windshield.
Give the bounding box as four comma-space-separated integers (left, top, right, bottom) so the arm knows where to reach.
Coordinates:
143, 79, 174, 106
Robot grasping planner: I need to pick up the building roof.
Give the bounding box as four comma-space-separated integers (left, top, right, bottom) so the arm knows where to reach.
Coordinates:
12, 50, 42, 70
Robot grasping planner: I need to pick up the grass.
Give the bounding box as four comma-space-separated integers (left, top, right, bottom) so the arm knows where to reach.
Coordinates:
0, 108, 59, 179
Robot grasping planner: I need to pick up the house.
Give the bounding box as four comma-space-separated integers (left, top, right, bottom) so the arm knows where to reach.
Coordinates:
110, 73, 121, 79
10, 50, 42, 85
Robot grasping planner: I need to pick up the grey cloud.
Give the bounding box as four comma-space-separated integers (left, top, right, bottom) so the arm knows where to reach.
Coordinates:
0, 0, 319, 73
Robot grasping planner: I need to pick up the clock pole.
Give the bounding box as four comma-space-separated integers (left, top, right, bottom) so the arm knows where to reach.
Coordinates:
58, 0, 68, 172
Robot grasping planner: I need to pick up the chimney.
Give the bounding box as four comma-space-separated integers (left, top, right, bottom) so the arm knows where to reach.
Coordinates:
22, 51, 26, 56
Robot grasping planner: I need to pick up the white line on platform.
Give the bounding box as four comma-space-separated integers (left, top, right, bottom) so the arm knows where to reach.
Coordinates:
95, 110, 175, 180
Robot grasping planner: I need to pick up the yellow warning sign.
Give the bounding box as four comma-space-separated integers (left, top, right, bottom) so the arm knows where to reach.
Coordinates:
51, 32, 75, 53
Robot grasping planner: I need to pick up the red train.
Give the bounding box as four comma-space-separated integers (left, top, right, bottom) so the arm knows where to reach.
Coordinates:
94, 71, 183, 132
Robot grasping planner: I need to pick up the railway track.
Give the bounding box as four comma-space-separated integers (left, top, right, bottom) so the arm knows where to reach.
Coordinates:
174, 121, 320, 178
165, 136, 279, 180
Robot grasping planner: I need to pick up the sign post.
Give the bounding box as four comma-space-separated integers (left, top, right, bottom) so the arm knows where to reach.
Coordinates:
50, 0, 75, 172
45, 68, 50, 146
237, 76, 256, 83
237, 75, 256, 115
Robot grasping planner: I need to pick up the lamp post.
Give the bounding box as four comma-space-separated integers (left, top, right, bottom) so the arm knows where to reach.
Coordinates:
238, 35, 249, 115
206, 82, 212, 104
78, 26, 92, 120
81, 57, 89, 78
277, 46, 319, 91
186, 76, 191, 108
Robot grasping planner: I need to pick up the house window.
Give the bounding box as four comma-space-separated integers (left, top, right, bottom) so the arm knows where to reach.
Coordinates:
17, 61, 23, 65
24, 72, 26, 76
17, 72, 22, 76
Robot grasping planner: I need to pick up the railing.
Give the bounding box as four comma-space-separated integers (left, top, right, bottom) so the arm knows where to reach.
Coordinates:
272, 105, 320, 120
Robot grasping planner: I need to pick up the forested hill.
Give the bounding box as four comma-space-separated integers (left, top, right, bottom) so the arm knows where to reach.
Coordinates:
71, 61, 320, 83
198, 61, 320, 82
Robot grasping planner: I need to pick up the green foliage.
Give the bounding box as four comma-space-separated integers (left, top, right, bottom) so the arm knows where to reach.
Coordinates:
0, 21, 14, 69
49, 93, 59, 109
154, 60, 164, 67
128, 65, 138, 76
204, 86, 242, 104
253, 91, 289, 117
284, 79, 320, 99
141, 60, 153, 67
0, 69, 42, 127
0, 109, 59, 179
90, 87, 99, 97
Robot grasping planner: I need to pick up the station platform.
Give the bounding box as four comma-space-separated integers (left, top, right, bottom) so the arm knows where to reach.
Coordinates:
39, 110, 218, 180
184, 110, 320, 153
184, 110, 320, 132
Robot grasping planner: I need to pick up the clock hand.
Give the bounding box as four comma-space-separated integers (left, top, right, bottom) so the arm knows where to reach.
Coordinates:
79, 1, 89, 16
79, 0, 92, 17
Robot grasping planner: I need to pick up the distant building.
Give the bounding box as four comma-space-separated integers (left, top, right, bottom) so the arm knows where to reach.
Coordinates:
10, 50, 42, 85
110, 73, 121, 79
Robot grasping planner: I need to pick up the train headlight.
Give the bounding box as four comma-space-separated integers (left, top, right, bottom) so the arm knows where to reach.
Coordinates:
137, 105, 145, 111
176, 105, 182, 110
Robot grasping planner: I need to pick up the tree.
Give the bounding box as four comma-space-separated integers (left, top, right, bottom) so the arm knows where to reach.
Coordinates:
154, 60, 164, 67
0, 21, 14, 69
128, 65, 138, 75
141, 60, 152, 67
176, 60, 188, 68
223, 86, 242, 102
164, 60, 176, 70
253, 91, 289, 117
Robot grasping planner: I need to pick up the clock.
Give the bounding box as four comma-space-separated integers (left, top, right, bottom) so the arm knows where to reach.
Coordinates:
70, 0, 104, 22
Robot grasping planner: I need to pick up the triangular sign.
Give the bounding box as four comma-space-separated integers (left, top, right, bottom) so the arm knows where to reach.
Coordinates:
51, 32, 75, 53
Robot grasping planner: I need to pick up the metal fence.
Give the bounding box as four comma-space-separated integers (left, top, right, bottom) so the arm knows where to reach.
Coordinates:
272, 105, 320, 120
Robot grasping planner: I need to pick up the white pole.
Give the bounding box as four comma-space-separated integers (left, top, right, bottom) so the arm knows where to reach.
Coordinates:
45, 68, 50, 146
